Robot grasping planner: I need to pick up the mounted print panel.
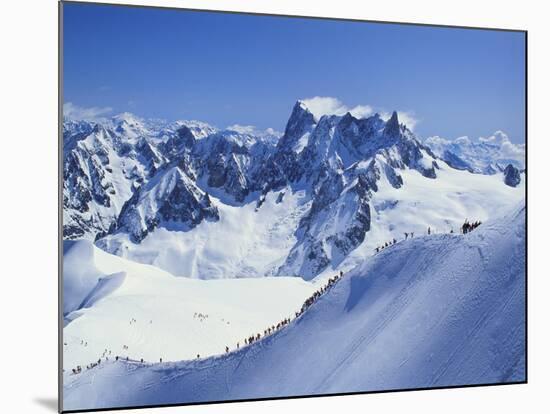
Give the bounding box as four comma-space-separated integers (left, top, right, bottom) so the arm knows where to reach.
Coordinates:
60, 1, 526, 412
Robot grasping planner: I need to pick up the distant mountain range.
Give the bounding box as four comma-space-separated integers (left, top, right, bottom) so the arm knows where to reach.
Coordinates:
423, 131, 525, 174
63, 101, 525, 279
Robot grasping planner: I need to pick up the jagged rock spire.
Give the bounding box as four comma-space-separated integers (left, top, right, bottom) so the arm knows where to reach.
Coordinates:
383, 111, 400, 137
278, 101, 317, 150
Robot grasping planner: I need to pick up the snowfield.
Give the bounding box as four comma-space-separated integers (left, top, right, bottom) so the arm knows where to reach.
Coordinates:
63, 240, 319, 371
96, 186, 313, 279
330, 160, 525, 276
63, 200, 525, 411
97, 158, 524, 281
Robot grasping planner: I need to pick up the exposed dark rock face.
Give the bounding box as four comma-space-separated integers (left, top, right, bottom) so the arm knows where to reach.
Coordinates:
441, 150, 474, 172
504, 164, 521, 187
113, 167, 219, 243
161, 125, 196, 158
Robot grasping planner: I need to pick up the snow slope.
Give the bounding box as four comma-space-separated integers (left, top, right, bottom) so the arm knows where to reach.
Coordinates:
324, 159, 525, 278
63, 200, 525, 411
96, 158, 523, 281
96, 186, 312, 278
62, 240, 318, 371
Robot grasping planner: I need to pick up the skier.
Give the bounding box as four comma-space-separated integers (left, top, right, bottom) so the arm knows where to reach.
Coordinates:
411, 232, 414, 238
428, 226, 431, 235
404, 232, 408, 240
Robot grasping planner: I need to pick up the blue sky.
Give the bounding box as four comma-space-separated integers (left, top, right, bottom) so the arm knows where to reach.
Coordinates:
63, 2, 526, 143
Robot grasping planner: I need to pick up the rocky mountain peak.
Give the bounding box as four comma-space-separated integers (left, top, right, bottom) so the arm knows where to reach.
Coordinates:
278, 100, 317, 151
383, 111, 400, 138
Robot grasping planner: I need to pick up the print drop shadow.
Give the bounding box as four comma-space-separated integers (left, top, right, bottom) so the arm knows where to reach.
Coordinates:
33, 397, 58, 412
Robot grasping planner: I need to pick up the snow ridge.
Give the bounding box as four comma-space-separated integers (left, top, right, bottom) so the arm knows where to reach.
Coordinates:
63, 201, 525, 411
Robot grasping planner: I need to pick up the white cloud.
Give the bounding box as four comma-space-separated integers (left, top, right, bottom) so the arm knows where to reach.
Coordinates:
226, 124, 282, 137
455, 136, 471, 145
478, 130, 508, 144
348, 105, 374, 119
500, 140, 525, 158
63, 102, 113, 121
300, 97, 374, 121
264, 127, 282, 137
424, 135, 451, 147
300, 96, 418, 130
226, 124, 257, 135
396, 112, 419, 131
478, 131, 525, 160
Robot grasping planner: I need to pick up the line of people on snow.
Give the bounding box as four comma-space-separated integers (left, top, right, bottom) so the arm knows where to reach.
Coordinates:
71, 271, 348, 373
374, 220, 483, 254
68, 344, 141, 376
375, 238, 398, 253
223, 271, 345, 356
71, 358, 102, 375
461, 220, 482, 234
298, 272, 343, 315
193, 312, 209, 322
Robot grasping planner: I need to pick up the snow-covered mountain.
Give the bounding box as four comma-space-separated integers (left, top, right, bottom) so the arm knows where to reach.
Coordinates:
112, 166, 220, 242
63, 122, 155, 240
63, 115, 239, 240
62, 100, 526, 412
63, 200, 525, 411
63, 101, 525, 280
424, 131, 525, 174
267, 106, 441, 278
